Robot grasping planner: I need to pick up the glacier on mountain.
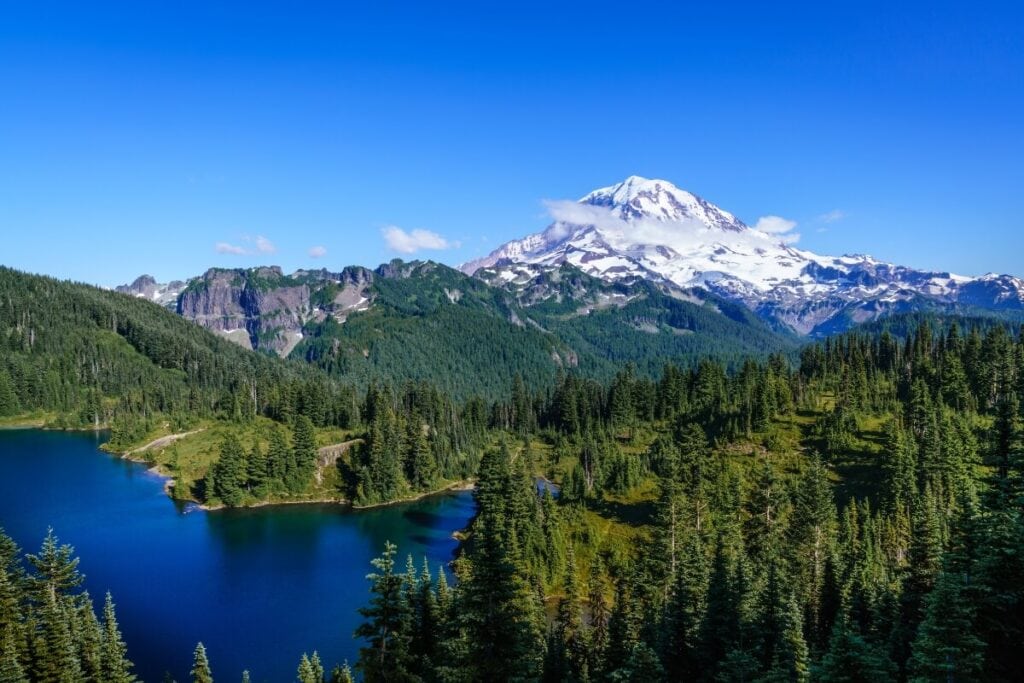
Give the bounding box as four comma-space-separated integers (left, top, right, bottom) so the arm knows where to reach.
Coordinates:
461, 176, 1024, 335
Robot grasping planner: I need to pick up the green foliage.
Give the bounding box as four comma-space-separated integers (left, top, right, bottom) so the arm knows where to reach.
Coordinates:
0, 266, 354, 445
190, 642, 213, 683
350, 318, 1024, 683
355, 542, 416, 682
100, 593, 136, 683
289, 414, 317, 493
294, 261, 797, 401
0, 529, 138, 683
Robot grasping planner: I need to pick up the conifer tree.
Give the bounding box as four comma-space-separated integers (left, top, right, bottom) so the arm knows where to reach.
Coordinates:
893, 485, 943, 674
297, 653, 317, 683
552, 546, 584, 681
972, 504, 1024, 680
760, 592, 810, 683
405, 415, 438, 491
0, 624, 27, 683
408, 559, 438, 674
211, 433, 247, 506
655, 473, 683, 588
699, 537, 739, 677
330, 661, 354, 683
459, 447, 544, 681
190, 642, 213, 683
789, 453, 835, 646
35, 589, 83, 683
26, 529, 83, 600
310, 652, 325, 683
100, 592, 135, 683
358, 394, 408, 503
908, 570, 984, 683
603, 570, 640, 677
266, 425, 291, 487
76, 596, 103, 682
246, 442, 268, 493
663, 532, 707, 681
0, 368, 19, 417
745, 459, 787, 563
355, 542, 415, 682
289, 414, 317, 493
817, 617, 894, 683
586, 556, 610, 679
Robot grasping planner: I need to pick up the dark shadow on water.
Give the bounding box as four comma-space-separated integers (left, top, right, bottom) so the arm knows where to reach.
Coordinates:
403, 511, 472, 533
403, 509, 445, 527
408, 534, 458, 554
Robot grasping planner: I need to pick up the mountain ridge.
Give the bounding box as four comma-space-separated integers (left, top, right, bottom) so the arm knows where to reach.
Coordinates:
460, 176, 1024, 335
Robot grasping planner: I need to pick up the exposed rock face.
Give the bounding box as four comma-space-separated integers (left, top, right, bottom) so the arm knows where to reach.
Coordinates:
176, 267, 313, 355
114, 275, 186, 308
117, 266, 382, 357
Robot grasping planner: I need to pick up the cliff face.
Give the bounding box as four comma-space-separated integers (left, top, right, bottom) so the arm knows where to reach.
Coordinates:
116, 265, 382, 357
177, 267, 313, 355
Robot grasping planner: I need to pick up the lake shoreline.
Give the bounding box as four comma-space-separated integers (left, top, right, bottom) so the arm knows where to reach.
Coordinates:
194, 479, 477, 512
119, 446, 475, 513
0, 428, 477, 682
1, 418, 477, 514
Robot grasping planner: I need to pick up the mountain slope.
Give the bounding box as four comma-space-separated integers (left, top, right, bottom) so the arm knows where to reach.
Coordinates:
291, 260, 797, 398
0, 266, 342, 444
462, 176, 1024, 336
118, 258, 796, 399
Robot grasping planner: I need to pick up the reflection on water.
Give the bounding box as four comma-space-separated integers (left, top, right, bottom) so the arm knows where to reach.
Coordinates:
0, 429, 476, 683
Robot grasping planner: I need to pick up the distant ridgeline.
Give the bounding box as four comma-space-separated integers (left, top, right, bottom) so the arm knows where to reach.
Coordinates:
116, 260, 802, 400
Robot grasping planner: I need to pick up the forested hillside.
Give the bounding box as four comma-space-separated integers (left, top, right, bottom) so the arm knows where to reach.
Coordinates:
294, 261, 797, 399
349, 319, 1024, 682
0, 267, 351, 447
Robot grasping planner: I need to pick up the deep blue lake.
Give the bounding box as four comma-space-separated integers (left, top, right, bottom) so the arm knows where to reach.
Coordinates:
0, 429, 476, 682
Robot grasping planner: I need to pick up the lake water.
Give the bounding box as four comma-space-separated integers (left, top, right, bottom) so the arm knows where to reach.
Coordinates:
0, 429, 476, 682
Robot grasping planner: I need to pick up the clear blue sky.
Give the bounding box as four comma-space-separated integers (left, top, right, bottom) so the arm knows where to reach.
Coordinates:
1, 1, 1022, 286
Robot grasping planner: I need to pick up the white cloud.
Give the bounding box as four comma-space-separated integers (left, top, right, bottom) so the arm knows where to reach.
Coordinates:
215, 242, 248, 255
383, 226, 458, 254
255, 235, 277, 254
215, 234, 278, 256
818, 209, 846, 224
542, 200, 803, 252
308, 245, 327, 259
753, 215, 800, 244
753, 215, 798, 234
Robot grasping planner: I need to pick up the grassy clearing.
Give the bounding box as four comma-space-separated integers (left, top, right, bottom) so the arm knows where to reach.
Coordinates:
0, 411, 56, 428
109, 417, 359, 505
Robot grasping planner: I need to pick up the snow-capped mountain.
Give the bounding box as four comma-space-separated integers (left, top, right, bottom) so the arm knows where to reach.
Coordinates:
114, 275, 187, 308
461, 176, 1024, 335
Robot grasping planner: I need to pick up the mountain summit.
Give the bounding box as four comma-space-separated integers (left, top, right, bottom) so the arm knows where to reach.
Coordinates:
462, 176, 1024, 335
579, 176, 747, 230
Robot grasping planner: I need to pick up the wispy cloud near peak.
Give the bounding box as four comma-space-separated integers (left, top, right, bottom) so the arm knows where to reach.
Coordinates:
382, 226, 459, 254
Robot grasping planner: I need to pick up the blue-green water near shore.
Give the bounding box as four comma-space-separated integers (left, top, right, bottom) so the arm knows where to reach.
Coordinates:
0, 429, 476, 682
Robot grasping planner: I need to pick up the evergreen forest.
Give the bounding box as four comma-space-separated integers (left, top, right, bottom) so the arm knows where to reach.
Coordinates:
2, 294, 1024, 680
